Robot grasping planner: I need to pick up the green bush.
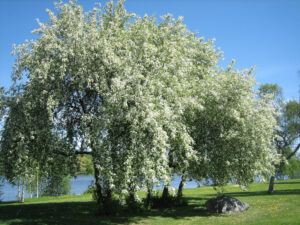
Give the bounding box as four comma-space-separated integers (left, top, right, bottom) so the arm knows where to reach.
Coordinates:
83, 187, 95, 194
143, 195, 188, 209
40, 175, 71, 196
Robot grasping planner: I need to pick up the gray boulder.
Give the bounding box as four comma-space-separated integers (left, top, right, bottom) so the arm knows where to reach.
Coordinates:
205, 195, 249, 214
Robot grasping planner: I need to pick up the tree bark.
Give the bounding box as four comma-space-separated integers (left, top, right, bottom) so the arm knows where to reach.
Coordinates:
268, 165, 280, 194
287, 143, 300, 160
268, 175, 275, 194
21, 180, 25, 203
146, 189, 151, 204
93, 163, 103, 204
17, 180, 21, 202
36, 169, 39, 198
144, 183, 153, 207
128, 192, 135, 202
162, 186, 169, 199
29, 183, 32, 198
105, 189, 112, 202
177, 174, 186, 198
93, 161, 114, 215
124, 191, 135, 209
102, 188, 113, 215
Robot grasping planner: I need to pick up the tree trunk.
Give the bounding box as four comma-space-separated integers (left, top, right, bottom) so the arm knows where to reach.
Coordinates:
268, 175, 275, 194
17, 180, 21, 202
177, 174, 186, 198
144, 183, 153, 207
36, 169, 39, 198
93, 163, 103, 204
146, 189, 151, 205
125, 191, 136, 209
21, 180, 25, 203
93, 163, 115, 215
146, 188, 151, 204
103, 188, 114, 215
29, 183, 32, 198
128, 192, 135, 202
162, 186, 169, 199
105, 189, 112, 202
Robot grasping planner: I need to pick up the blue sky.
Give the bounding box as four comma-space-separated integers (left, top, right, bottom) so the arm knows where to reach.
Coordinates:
0, 0, 299, 99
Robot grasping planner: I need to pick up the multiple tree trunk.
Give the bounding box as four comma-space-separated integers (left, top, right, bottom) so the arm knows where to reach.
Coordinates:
15, 170, 40, 203
92, 161, 188, 214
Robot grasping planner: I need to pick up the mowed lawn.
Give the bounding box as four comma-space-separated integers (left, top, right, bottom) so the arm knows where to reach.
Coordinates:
0, 179, 299, 225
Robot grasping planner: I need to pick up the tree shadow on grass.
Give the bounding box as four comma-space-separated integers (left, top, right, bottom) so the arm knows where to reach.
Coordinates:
274, 181, 300, 185
2, 188, 297, 225
0, 200, 211, 225
225, 189, 300, 198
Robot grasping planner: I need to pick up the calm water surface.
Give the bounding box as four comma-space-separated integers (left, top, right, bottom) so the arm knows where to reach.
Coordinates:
0, 174, 199, 202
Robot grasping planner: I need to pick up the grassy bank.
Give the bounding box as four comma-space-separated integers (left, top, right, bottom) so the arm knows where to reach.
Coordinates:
0, 179, 299, 225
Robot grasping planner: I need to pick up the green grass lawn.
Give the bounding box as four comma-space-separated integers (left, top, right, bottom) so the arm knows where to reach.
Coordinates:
0, 179, 300, 225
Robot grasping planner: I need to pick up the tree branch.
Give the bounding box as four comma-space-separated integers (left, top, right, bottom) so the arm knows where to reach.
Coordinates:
286, 143, 300, 160
75, 151, 92, 155
53, 150, 92, 157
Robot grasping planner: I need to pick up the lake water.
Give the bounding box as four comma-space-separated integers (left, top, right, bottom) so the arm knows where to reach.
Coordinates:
0, 174, 199, 202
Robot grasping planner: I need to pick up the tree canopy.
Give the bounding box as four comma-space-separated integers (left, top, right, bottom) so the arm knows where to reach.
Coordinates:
0, 0, 279, 211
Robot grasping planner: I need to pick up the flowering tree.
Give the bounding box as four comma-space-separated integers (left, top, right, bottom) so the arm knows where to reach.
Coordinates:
185, 65, 279, 191
5, 0, 279, 213
259, 84, 300, 193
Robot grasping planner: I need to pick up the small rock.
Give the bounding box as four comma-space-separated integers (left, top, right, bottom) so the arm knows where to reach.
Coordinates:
205, 195, 249, 214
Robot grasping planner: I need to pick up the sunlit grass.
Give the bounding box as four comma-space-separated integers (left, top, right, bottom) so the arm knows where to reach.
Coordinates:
0, 179, 299, 225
